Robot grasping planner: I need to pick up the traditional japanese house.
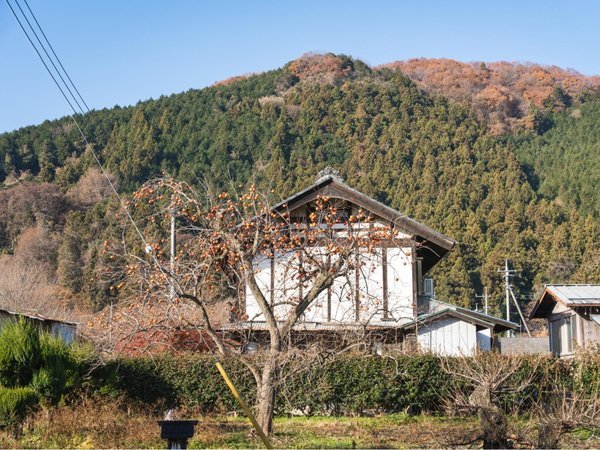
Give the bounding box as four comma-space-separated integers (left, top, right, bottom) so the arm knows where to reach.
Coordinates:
223, 172, 517, 355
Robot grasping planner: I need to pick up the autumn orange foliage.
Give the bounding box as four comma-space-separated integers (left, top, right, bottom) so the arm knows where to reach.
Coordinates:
288, 53, 354, 84
379, 58, 600, 133
212, 74, 252, 87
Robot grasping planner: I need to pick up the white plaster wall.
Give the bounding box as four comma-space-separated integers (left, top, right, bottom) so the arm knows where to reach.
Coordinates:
244, 241, 415, 324
357, 251, 384, 322
51, 323, 76, 344
387, 247, 414, 323
417, 317, 477, 356
244, 253, 271, 321
552, 302, 570, 314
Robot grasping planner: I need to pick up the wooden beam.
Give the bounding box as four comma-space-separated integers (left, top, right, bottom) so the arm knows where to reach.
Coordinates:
355, 247, 360, 322
327, 254, 332, 322
382, 247, 389, 320
411, 243, 418, 318
270, 254, 275, 306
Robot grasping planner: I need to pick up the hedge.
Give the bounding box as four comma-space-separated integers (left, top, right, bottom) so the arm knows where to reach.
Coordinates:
97, 354, 469, 414
92, 352, 600, 417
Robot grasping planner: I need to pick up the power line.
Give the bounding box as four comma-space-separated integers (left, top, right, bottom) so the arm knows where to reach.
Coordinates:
5, 0, 163, 273
12, 0, 85, 114
22, 0, 90, 112
8, 6, 278, 440
4, 0, 80, 115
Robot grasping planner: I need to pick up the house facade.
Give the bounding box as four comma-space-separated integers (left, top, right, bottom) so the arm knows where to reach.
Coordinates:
243, 173, 456, 327
228, 173, 517, 355
407, 299, 516, 356
529, 284, 600, 357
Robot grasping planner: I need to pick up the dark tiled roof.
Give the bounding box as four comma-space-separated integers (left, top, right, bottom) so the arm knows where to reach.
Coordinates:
272, 175, 456, 273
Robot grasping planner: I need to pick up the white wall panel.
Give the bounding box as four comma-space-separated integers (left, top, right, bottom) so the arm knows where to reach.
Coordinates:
245, 240, 416, 325
476, 328, 492, 352
417, 317, 477, 356
387, 247, 414, 323
245, 254, 271, 320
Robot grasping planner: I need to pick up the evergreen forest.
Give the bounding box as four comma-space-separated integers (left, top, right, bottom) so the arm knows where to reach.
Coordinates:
0, 54, 598, 320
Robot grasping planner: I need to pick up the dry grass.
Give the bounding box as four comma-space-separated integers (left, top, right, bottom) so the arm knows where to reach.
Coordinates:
0, 396, 163, 449
0, 397, 598, 449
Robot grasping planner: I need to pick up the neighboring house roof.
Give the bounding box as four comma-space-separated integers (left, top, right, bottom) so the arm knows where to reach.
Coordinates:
0, 308, 78, 327
219, 320, 407, 333
272, 174, 456, 273
220, 303, 517, 335
529, 284, 600, 319
405, 301, 518, 333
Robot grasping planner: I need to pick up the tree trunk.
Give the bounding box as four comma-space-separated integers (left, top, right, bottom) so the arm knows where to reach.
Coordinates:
478, 405, 508, 449
469, 385, 509, 449
256, 358, 278, 435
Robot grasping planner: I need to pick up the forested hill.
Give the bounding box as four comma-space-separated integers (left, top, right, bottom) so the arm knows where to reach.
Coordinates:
0, 53, 598, 319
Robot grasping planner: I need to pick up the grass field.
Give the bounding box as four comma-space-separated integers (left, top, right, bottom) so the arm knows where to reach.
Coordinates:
1, 398, 598, 449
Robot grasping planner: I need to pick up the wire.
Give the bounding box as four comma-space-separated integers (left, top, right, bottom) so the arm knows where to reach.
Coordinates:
5, 0, 80, 115
12, 0, 85, 114
22, 0, 90, 112
5, 0, 165, 273
7, 9, 274, 438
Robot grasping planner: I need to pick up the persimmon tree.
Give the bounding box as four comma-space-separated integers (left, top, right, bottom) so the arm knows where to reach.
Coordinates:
97, 177, 397, 434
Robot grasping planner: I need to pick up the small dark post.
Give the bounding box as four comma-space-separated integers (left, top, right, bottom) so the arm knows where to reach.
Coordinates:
157, 420, 198, 450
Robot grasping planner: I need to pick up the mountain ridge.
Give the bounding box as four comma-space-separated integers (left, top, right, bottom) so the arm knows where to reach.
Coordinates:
0, 53, 597, 321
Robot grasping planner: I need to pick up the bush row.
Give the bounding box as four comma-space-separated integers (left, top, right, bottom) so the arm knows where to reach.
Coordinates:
97, 352, 600, 416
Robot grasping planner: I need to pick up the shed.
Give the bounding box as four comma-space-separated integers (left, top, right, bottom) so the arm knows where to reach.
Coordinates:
529, 284, 600, 357
402, 301, 517, 356
0, 309, 77, 344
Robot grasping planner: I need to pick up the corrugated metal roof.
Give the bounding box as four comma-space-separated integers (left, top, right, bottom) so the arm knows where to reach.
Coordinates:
403, 306, 518, 332
219, 320, 409, 332
0, 308, 78, 326
426, 299, 518, 330
546, 285, 600, 306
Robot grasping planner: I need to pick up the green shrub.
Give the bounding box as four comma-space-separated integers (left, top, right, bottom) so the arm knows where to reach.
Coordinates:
0, 317, 90, 418
0, 387, 39, 428
0, 318, 41, 388
101, 355, 255, 412
31, 332, 84, 404
104, 353, 449, 415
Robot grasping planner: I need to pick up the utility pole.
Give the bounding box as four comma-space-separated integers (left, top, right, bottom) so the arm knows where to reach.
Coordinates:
476, 286, 489, 315
498, 260, 516, 336
496, 260, 531, 337
109, 301, 114, 345
498, 260, 516, 322
509, 288, 532, 337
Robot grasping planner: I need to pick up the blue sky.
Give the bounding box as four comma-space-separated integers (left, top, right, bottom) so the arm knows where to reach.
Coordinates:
1, 0, 599, 133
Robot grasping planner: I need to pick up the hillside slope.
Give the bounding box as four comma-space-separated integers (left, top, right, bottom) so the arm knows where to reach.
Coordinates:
513, 100, 600, 217
0, 54, 597, 319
